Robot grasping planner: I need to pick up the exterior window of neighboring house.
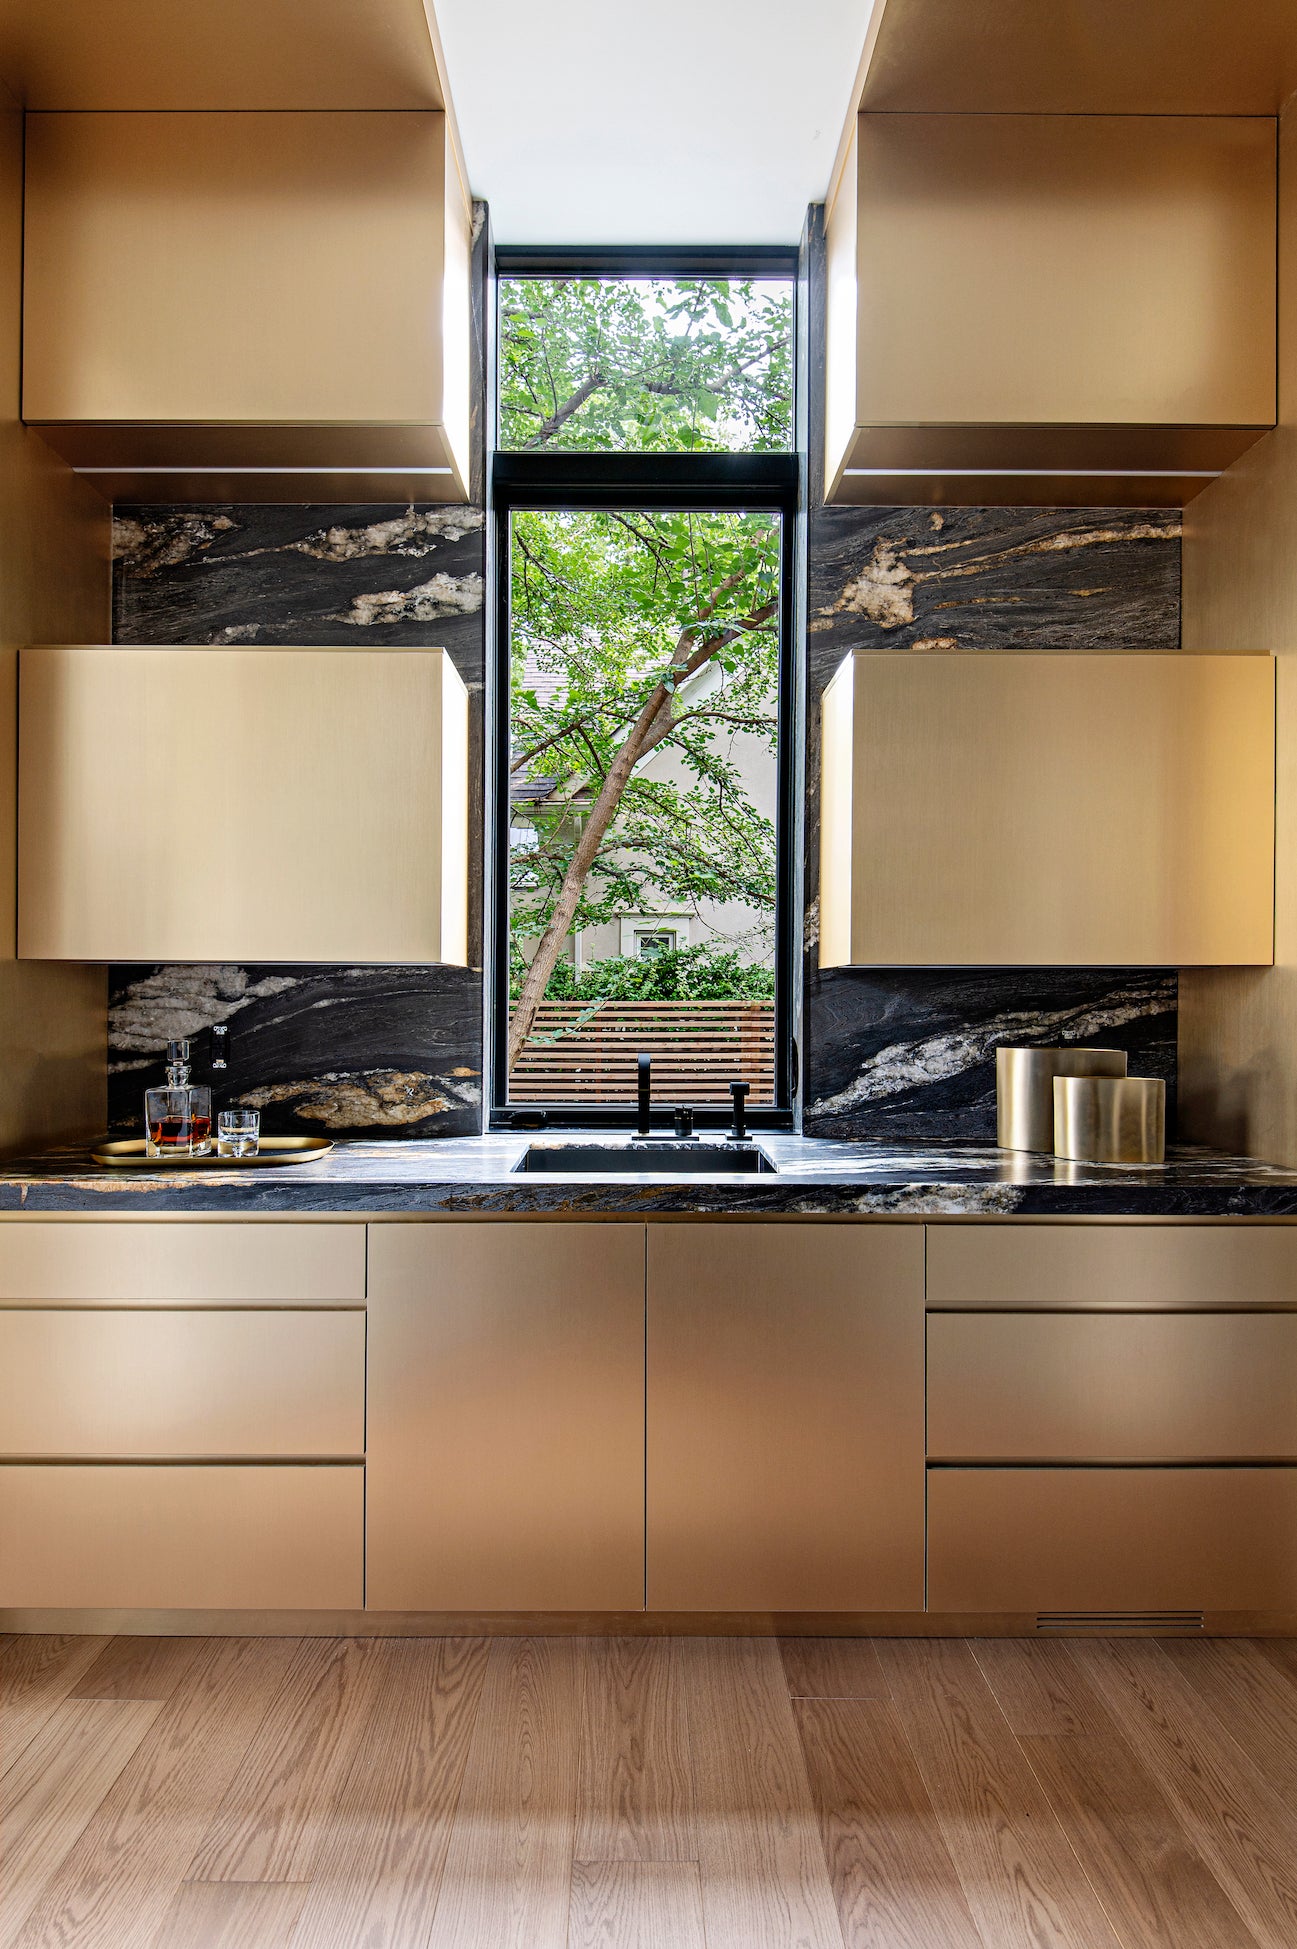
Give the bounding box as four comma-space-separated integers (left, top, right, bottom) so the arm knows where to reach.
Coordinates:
493, 249, 797, 1124
635, 930, 677, 960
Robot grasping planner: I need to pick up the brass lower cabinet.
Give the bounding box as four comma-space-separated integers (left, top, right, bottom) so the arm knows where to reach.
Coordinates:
927, 1467, 1297, 1614
0, 1219, 366, 1305
0, 1464, 363, 1609
0, 1308, 364, 1458
928, 1310, 1297, 1462
365, 1224, 646, 1612
646, 1224, 925, 1612
926, 1222, 1297, 1312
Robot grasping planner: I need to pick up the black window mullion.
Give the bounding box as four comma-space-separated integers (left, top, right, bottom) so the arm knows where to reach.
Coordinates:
497, 244, 797, 280
494, 453, 797, 511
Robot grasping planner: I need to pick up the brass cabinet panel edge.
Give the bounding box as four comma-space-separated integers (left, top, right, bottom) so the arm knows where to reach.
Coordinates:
0, 0, 454, 111
858, 0, 1297, 114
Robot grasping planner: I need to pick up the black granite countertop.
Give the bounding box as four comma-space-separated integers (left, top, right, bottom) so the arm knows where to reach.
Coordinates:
0, 1133, 1295, 1217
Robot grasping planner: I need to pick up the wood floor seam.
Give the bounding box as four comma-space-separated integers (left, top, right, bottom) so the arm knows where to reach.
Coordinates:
1006, 1709, 1155, 1949
970, 1634, 1146, 1949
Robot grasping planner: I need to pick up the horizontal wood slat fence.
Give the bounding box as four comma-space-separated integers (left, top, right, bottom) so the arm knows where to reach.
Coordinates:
510, 999, 775, 1103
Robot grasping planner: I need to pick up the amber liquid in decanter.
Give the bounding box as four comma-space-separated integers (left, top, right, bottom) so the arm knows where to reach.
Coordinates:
147, 1111, 213, 1152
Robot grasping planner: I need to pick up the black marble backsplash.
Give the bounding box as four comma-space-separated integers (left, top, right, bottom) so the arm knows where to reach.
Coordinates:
805, 969, 1178, 1144
807, 505, 1181, 666
108, 502, 486, 1138
802, 503, 1182, 1142
113, 504, 485, 672
109, 962, 481, 1138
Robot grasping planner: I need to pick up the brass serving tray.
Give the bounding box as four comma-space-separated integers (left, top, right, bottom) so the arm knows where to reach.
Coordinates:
91, 1136, 334, 1169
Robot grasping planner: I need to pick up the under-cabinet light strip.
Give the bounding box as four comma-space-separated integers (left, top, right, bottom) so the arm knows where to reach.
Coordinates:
843, 467, 1220, 479
78, 466, 456, 475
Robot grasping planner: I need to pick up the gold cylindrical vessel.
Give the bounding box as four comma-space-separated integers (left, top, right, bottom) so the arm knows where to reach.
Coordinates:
996, 1046, 1128, 1153
1053, 1075, 1166, 1164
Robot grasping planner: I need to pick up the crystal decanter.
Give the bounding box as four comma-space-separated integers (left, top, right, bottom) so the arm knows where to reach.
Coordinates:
144, 1039, 212, 1157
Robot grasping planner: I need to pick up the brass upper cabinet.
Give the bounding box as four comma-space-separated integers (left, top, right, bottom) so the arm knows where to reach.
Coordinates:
825, 114, 1277, 504
819, 651, 1275, 968
21, 110, 471, 502
18, 646, 468, 963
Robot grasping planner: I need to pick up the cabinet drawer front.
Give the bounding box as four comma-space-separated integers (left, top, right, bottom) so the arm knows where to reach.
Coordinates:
0, 1222, 365, 1303
0, 1310, 364, 1458
928, 1467, 1297, 1614
928, 1311, 1297, 1461
0, 1464, 362, 1609
927, 1224, 1297, 1311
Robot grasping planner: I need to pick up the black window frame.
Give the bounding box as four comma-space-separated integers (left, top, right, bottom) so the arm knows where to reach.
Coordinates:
490, 245, 800, 1131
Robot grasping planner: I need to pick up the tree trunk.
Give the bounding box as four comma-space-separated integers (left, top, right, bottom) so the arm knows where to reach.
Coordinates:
507, 696, 663, 1069
506, 597, 775, 1069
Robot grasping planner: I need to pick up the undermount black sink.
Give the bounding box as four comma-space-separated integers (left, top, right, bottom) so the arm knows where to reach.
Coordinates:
513, 1141, 778, 1175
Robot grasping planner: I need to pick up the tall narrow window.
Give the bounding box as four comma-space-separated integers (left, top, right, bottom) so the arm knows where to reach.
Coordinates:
493, 253, 797, 1123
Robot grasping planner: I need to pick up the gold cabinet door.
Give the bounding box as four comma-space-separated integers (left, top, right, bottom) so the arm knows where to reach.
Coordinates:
18, 646, 467, 965
928, 1309, 1297, 1463
22, 109, 471, 497
0, 1308, 364, 1459
365, 1223, 646, 1613
928, 1467, 1297, 1616
824, 112, 1275, 499
819, 651, 1274, 968
0, 1463, 363, 1611
646, 1223, 925, 1613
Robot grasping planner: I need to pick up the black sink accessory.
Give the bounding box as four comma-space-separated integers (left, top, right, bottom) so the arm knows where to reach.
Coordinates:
514, 1140, 776, 1176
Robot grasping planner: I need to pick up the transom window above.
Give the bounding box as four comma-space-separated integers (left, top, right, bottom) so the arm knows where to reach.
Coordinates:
499, 275, 793, 453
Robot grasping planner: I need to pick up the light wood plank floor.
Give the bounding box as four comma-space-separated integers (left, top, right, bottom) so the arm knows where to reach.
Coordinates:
3, 1632, 1297, 1948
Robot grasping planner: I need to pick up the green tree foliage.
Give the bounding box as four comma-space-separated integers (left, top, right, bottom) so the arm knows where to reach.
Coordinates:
500, 277, 792, 452
508, 505, 780, 1062
501, 276, 790, 1068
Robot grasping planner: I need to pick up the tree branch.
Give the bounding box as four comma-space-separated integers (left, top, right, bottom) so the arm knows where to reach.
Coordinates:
524, 369, 604, 447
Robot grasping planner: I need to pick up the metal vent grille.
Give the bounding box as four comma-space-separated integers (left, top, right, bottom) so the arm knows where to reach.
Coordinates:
1035, 1610, 1204, 1634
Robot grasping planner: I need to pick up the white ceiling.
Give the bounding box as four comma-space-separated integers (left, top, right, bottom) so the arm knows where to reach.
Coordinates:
434, 0, 877, 244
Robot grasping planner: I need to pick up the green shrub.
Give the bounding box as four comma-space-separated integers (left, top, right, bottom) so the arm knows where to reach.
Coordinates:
511, 943, 775, 1003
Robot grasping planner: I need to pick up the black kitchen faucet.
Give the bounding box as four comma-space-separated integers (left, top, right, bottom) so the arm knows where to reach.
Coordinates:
636, 1052, 653, 1135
